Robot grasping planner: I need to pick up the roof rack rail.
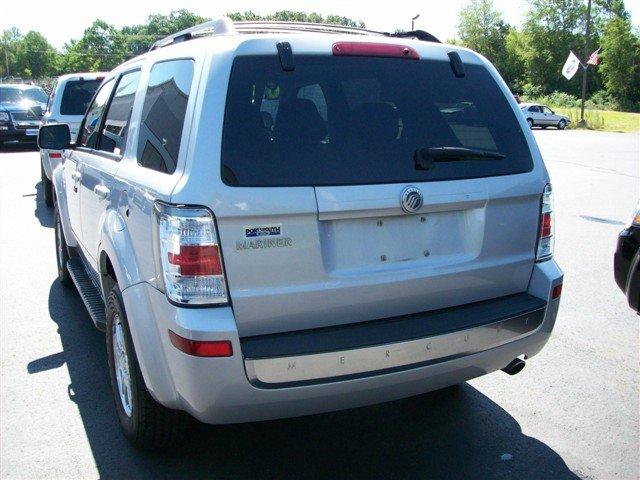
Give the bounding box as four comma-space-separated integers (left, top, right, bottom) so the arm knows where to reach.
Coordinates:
149, 17, 236, 51
234, 21, 440, 43
149, 17, 440, 52
234, 21, 376, 36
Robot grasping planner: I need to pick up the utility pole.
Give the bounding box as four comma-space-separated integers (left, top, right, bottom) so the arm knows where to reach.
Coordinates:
412, 14, 420, 31
580, 0, 592, 125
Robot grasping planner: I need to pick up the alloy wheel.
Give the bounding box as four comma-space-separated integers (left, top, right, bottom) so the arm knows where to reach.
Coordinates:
112, 314, 133, 417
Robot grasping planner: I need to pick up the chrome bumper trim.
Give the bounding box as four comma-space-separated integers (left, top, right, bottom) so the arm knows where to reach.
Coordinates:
244, 309, 544, 386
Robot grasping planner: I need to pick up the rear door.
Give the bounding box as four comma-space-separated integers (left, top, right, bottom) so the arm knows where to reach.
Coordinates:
542, 106, 558, 125
216, 52, 542, 337
65, 78, 115, 249
80, 70, 141, 262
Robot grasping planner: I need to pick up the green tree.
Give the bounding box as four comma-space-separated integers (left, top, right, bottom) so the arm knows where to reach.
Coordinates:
594, 0, 629, 20
123, 9, 210, 55
15, 31, 58, 77
227, 10, 364, 28
60, 20, 126, 72
599, 16, 639, 104
456, 0, 509, 66
1, 28, 22, 77
521, 0, 587, 95
502, 28, 528, 91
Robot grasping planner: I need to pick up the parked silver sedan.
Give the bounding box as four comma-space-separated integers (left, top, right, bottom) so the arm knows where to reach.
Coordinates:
520, 103, 570, 130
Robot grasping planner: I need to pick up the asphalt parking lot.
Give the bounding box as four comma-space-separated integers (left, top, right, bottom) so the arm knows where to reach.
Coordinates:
0, 129, 638, 480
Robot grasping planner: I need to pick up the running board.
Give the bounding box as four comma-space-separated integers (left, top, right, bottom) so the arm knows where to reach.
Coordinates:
67, 258, 106, 332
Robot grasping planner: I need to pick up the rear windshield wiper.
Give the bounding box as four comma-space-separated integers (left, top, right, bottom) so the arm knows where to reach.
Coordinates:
414, 146, 505, 170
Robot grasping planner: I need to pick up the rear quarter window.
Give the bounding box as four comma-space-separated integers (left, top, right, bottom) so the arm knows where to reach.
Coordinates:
137, 59, 194, 174
221, 55, 533, 187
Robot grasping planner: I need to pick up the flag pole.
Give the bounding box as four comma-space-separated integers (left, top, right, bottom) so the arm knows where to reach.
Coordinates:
580, 0, 592, 125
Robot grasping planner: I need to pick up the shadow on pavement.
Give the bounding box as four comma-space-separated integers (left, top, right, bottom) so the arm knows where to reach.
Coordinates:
34, 180, 54, 228
28, 280, 581, 480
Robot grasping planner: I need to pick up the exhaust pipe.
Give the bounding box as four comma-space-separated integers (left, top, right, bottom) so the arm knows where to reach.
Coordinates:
502, 358, 526, 376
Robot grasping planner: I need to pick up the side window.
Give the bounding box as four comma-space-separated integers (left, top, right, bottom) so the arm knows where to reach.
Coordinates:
543, 106, 553, 114
98, 71, 141, 156
78, 79, 115, 149
138, 59, 194, 174
528, 106, 538, 113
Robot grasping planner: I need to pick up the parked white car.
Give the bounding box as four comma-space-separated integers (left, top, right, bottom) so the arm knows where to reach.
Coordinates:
40, 72, 106, 206
520, 103, 570, 130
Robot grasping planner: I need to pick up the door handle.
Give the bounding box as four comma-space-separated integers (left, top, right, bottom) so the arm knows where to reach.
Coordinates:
94, 185, 110, 200
71, 171, 82, 182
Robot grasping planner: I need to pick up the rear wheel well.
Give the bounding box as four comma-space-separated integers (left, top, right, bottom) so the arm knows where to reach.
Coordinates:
100, 252, 118, 300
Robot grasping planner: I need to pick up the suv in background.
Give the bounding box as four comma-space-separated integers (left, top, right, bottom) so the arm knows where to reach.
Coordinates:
39, 18, 563, 450
40, 73, 106, 207
0, 83, 47, 147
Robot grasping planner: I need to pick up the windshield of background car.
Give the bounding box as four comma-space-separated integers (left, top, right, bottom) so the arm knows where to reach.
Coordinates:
221, 55, 533, 187
0, 86, 47, 104
60, 79, 102, 115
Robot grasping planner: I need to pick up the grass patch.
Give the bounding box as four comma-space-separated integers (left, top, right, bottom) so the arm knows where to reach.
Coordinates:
554, 107, 640, 133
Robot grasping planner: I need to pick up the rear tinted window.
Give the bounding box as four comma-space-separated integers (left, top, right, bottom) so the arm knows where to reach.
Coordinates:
222, 55, 533, 187
60, 79, 102, 115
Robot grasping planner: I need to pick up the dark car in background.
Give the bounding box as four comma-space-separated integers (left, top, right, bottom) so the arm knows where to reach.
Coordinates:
0, 84, 48, 147
614, 204, 640, 313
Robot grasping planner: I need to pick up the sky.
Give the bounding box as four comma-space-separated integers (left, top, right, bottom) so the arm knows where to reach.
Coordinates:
1, 0, 639, 49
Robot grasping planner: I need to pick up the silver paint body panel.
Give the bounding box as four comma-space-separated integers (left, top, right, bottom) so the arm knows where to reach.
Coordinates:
52, 33, 563, 424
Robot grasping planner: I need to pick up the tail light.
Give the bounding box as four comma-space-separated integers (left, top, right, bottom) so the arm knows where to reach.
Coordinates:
536, 184, 554, 261
49, 152, 62, 159
153, 202, 228, 305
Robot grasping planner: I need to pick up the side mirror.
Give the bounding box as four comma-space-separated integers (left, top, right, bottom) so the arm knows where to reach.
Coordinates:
38, 124, 71, 150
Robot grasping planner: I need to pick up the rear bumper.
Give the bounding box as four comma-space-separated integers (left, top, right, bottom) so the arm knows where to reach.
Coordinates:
122, 260, 562, 424
614, 226, 640, 312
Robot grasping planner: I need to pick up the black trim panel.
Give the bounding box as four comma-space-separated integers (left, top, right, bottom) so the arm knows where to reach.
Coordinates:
241, 293, 547, 359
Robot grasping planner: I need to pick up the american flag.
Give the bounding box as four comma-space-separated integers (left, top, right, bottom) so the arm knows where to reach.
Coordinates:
587, 48, 601, 66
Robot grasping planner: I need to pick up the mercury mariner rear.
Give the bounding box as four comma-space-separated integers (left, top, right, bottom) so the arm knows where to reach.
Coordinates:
118, 26, 562, 447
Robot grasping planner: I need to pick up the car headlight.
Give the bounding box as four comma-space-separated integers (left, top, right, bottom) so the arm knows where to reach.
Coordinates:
0, 112, 9, 122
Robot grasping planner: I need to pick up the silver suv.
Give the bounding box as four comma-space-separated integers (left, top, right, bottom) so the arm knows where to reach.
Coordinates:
38, 19, 563, 450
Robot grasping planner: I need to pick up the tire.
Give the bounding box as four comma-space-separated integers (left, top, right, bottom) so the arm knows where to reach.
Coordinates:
526, 118, 534, 129
54, 206, 74, 288
558, 119, 567, 130
41, 162, 53, 208
106, 285, 189, 450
